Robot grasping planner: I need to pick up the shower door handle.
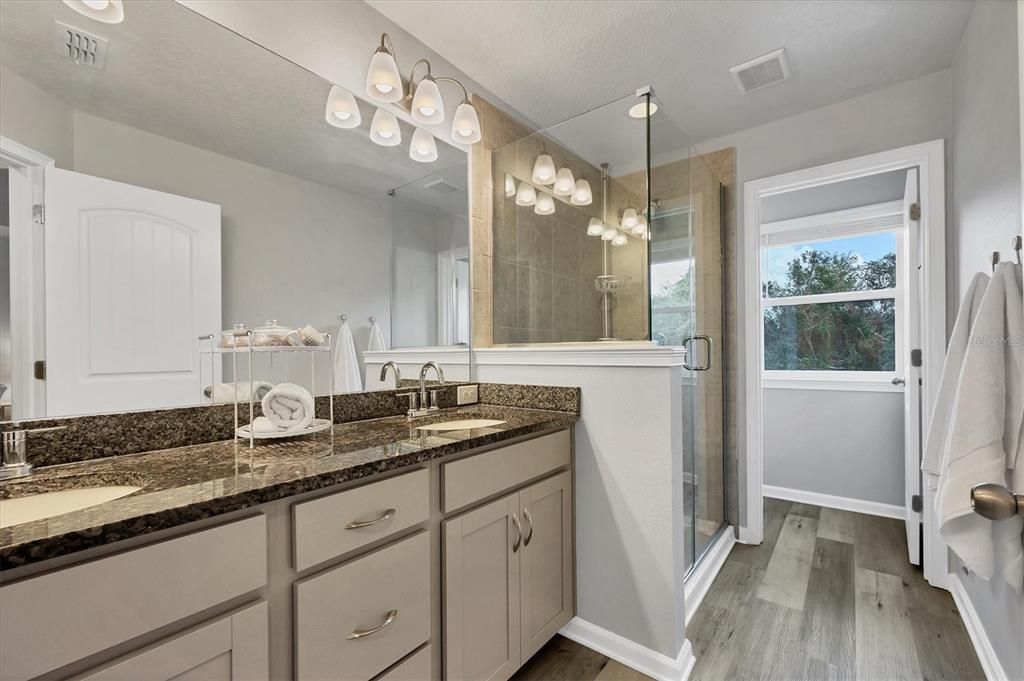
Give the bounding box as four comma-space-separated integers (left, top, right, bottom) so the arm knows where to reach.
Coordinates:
682, 335, 713, 371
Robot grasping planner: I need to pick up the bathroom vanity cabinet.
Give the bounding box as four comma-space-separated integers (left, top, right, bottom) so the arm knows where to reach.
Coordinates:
0, 428, 574, 681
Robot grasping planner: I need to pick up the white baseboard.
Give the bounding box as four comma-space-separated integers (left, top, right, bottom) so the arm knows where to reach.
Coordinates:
949, 573, 1011, 681
684, 528, 735, 625
763, 484, 904, 519
559, 617, 696, 681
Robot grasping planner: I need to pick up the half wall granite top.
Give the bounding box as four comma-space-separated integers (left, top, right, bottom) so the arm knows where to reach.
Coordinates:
0, 404, 576, 570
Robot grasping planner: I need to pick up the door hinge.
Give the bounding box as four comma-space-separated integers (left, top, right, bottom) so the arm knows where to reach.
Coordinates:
33, 360, 46, 381
910, 348, 922, 367
909, 202, 921, 221
911, 494, 923, 513
32, 204, 45, 225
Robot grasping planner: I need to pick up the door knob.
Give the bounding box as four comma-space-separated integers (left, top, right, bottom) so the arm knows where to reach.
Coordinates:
891, 377, 906, 385
970, 483, 1024, 520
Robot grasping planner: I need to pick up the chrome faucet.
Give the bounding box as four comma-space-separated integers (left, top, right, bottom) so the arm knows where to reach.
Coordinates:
418, 361, 445, 413
1, 426, 66, 480
379, 361, 402, 390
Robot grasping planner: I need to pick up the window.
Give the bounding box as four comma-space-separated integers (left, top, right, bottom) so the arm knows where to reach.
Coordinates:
760, 203, 904, 381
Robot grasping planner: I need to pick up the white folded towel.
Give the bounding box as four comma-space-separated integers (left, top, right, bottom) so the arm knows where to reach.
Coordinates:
367, 320, 387, 352
250, 416, 281, 434
333, 320, 362, 393
261, 382, 315, 430
937, 263, 1023, 592
206, 381, 274, 403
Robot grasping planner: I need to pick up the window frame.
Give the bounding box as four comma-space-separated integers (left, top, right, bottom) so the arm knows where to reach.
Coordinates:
759, 200, 906, 390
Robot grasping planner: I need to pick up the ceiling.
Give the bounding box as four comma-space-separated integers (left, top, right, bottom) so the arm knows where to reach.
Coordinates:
0, 0, 465, 207
367, 0, 973, 146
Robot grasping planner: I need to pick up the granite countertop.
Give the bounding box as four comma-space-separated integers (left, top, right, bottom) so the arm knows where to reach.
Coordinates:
0, 405, 576, 570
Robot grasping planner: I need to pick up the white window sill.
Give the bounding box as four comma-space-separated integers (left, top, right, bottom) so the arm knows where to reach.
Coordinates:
762, 376, 903, 393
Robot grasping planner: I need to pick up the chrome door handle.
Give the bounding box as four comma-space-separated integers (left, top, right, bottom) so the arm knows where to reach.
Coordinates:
682, 335, 713, 371
345, 508, 396, 530
971, 484, 1024, 520
511, 513, 522, 552
347, 609, 398, 639
522, 508, 533, 546
891, 377, 906, 385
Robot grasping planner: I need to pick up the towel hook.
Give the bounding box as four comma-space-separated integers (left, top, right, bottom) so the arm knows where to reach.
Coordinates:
339, 314, 347, 323
1013, 235, 1022, 266
992, 251, 1000, 272
369, 316, 376, 324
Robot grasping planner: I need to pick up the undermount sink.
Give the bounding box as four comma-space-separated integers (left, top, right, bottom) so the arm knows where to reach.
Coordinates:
416, 419, 506, 432
0, 485, 141, 529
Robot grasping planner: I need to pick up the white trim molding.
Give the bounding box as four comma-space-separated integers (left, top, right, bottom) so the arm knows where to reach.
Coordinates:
0, 136, 55, 168
763, 485, 904, 519
684, 528, 736, 625
559, 618, 696, 681
949, 573, 1011, 681
475, 343, 686, 368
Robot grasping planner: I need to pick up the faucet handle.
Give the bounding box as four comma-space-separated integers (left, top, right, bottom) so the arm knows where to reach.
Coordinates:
397, 392, 419, 417
429, 389, 441, 411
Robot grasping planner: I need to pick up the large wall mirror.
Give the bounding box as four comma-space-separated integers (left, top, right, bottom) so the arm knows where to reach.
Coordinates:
0, 0, 470, 420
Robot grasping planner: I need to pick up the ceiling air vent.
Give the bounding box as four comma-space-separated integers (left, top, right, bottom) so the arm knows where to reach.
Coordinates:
53, 21, 108, 70
730, 48, 790, 95
423, 178, 461, 195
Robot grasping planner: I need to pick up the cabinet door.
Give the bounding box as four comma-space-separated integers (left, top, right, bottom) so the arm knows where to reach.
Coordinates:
519, 472, 574, 660
443, 493, 521, 681
74, 601, 268, 681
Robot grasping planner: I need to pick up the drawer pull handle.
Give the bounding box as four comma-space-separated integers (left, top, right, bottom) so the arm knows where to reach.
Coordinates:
522, 508, 533, 546
345, 508, 396, 530
511, 513, 522, 552
347, 609, 399, 639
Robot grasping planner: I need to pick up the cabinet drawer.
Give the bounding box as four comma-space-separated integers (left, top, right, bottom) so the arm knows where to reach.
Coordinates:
0, 515, 267, 681
293, 468, 429, 571
375, 645, 432, 681
295, 532, 430, 681
442, 430, 570, 512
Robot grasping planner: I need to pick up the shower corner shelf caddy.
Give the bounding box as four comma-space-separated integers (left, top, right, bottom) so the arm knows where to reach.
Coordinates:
198, 332, 335, 448
594, 274, 633, 293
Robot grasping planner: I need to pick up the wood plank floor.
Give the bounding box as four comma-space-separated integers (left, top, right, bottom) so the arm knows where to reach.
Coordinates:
512, 500, 985, 681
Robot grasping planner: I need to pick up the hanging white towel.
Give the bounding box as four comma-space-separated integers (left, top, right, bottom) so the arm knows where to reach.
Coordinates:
937, 262, 1023, 592
922, 272, 990, 475
333, 320, 363, 393
367, 321, 388, 352
261, 382, 315, 431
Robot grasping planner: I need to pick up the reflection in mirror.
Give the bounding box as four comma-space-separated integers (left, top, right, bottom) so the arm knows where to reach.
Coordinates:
0, 0, 469, 420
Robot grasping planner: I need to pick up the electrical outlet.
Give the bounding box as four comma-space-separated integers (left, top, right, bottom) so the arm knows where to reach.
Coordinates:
457, 384, 479, 405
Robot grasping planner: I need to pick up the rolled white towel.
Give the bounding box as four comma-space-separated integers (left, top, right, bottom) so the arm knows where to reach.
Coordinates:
250, 416, 281, 434
206, 381, 274, 403
261, 383, 315, 430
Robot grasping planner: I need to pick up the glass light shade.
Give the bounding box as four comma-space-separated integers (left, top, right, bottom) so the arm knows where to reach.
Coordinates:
515, 183, 537, 207
586, 218, 605, 236
631, 216, 648, 235
62, 0, 124, 23
409, 128, 438, 162
504, 174, 516, 197
534, 192, 555, 215
451, 102, 481, 144
325, 85, 361, 129
621, 208, 639, 229
531, 154, 556, 185
369, 109, 402, 147
601, 228, 617, 241
553, 168, 575, 196
612, 234, 628, 246
411, 77, 445, 125
570, 179, 593, 206
365, 48, 403, 103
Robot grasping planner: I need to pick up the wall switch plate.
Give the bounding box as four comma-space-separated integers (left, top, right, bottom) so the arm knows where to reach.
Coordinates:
457, 384, 479, 405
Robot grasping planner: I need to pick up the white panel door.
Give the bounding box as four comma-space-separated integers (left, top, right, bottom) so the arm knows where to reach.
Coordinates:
902, 167, 922, 566
44, 167, 220, 416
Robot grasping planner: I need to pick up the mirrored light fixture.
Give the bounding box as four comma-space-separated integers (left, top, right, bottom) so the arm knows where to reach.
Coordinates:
366, 34, 404, 103
621, 208, 639, 229
370, 109, 402, 146
601, 228, 617, 241
505, 174, 516, 198
515, 183, 537, 207
62, 0, 124, 23
587, 218, 605, 237
410, 73, 444, 124
532, 154, 556, 185
535, 192, 555, 215
631, 215, 648, 236
553, 168, 576, 196
325, 85, 362, 129
409, 128, 438, 162
571, 179, 593, 206
612, 233, 628, 246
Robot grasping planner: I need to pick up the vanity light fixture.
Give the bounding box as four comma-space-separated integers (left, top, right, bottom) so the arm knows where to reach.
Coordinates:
410, 73, 444, 124
535, 192, 555, 215
370, 109, 402, 146
532, 154, 556, 185
571, 179, 593, 206
515, 182, 537, 207
409, 128, 438, 162
601, 228, 617, 241
325, 85, 362, 129
612, 233, 628, 246
621, 208, 639, 229
505, 174, 517, 198
61, 0, 124, 23
553, 168, 576, 196
366, 34, 404, 103
586, 218, 605, 237
450, 100, 482, 144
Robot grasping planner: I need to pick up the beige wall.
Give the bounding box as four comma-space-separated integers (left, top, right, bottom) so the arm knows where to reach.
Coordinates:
0, 66, 74, 168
